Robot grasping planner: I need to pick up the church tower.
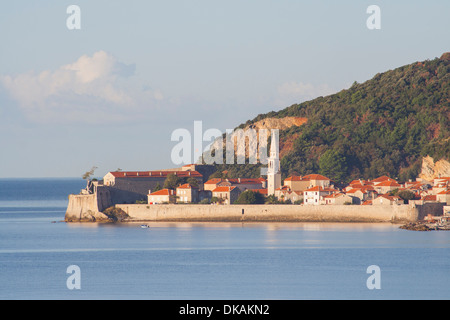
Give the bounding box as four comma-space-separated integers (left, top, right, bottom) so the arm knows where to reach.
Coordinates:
267, 130, 281, 196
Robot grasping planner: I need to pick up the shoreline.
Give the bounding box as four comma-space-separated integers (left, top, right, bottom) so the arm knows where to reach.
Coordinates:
65, 203, 420, 224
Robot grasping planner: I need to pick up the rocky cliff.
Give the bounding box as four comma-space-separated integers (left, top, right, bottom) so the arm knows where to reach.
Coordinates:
244, 116, 307, 131
419, 156, 450, 181
207, 116, 307, 162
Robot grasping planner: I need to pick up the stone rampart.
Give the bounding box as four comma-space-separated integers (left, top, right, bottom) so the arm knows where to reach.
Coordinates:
114, 203, 419, 223
65, 186, 112, 222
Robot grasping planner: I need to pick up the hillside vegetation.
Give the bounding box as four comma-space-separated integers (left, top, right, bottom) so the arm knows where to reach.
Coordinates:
211, 53, 450, 183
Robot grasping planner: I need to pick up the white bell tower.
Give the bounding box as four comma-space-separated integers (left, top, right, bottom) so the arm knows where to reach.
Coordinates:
267, 130, 281, 196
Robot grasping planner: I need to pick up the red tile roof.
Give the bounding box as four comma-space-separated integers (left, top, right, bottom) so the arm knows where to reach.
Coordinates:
371, 175, 394, 183
285, 174, 331, 182
375, 180, 401, 187
346, 188, 367, 194
149, 189, 174, 196
212, 186, 237, 193
422, 195, 437, 201
248, 189, 268, 195
284, 175, 306, 181
305, 186, 336, 192
323, 193, 346, 199
226, 178, 265, 184
302, 174, 330, 181
110, 171, 202, 178
204, 178, 223, 185
349, 183, 364, 189
177, 183, 198, 189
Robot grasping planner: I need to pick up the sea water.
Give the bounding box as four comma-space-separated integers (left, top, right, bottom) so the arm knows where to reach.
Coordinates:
0, 178, 449, 300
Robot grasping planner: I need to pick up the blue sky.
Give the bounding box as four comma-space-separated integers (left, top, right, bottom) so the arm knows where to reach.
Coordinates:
0, 1, 449, 178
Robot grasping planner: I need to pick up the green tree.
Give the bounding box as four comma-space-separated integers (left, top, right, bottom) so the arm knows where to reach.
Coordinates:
163, 173, 181, 189
153, 182, 162, 192
82, 166, 98, 180
82, 166, 98, 193
265, 194, 278, 204
186, 177, 199, 188
210, 196, 221, 204
318, 149, 348, 183
397, 190, 416, 203
235, 190, 265, 204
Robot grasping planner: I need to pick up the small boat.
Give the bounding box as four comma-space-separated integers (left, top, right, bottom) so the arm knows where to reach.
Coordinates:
437, 223, 450, 230
140, 224, 150, 229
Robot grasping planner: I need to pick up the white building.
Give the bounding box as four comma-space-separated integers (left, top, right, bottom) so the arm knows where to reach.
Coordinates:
303, 186, 336, 205
267, 130, 281, 196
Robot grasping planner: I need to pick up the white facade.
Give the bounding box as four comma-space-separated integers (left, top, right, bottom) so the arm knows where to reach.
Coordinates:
267, 130, 281, 196
304, 187, 334, 205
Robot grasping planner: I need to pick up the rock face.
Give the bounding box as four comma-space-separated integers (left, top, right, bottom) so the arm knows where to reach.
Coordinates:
419, 156, 450, 181
399, 222, 432, 231
245, 117, 308, 131
207, 117, 307, 162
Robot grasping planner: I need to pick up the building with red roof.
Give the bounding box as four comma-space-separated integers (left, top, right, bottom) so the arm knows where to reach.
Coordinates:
148, 189, 176, 204
303, 186, 337, 205
274, 186, 303, 203
345, 188, 377, 204
373, 180, 402, 194
322, 192, 353, 205
204, 177, 266, 192
370, 175, 396, 185
103, 170, 204, 205
283, 174, 331, 192
372, 194, 402, 206
176, 183, 200, 203
212, 186, 241, 205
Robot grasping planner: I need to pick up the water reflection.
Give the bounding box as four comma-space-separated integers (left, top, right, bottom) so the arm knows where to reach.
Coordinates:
65, 220, 399, 231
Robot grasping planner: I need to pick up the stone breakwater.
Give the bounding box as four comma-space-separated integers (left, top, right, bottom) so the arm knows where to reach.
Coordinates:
65, 202, 420, 223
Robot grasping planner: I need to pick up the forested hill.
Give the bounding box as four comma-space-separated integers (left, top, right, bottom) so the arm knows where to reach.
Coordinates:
212, 52, 450, 184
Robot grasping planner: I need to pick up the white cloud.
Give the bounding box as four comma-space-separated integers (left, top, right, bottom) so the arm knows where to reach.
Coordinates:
0, 51, 162, 124
275, 81, 336, 107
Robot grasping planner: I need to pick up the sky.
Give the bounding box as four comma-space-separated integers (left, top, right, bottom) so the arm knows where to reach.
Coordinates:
0, 0, 449, 178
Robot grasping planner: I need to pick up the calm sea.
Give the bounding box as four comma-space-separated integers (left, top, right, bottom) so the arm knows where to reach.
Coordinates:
0, 178, 449, 300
